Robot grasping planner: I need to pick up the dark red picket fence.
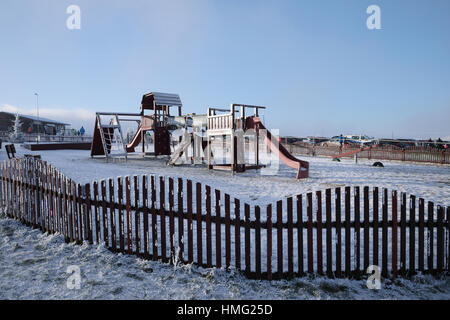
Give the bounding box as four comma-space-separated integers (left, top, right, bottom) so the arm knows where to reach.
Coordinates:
284, 143, 450, 164
1, 158, 449, 280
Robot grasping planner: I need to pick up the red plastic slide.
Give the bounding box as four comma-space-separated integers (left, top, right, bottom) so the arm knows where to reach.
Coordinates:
126, 127, 145, 152
246, 117, 309, 179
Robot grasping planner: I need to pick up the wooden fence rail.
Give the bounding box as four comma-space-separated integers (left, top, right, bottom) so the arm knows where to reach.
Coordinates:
285, 144, 450, 165
0, 158, 449, 280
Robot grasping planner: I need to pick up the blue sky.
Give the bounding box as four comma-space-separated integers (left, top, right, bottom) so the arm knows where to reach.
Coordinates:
0, 0, 449, 139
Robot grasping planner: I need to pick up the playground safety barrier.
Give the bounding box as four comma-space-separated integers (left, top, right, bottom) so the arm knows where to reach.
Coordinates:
284, 143, 450, 165
0, 158, 449, 280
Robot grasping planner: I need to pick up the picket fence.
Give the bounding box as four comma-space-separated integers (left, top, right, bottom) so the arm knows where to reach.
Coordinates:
0, 157, 449, 280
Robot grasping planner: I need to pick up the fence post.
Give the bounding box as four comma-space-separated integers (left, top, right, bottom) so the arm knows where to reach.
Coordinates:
133, 176, 140, 255
245, 203, 251, 277
161, 177, 167, 262
409, 195, 416, 275
373, 187, 379, 268
234, 198, 241, 270
297, 195, 304, 276
418, 198, 425, 272
267, 204, 272, 280
142, 176, 148, 257
382, 188, 388, 277
335, 188, 342, 277
255, 205, 261, 278
354, 187, 361, 277
225, 193, 231, 270
345, 187, 351, 277
177, 178, 183, 263
427, 201, 434, 272
392, 190, 398, 277
186, 180, 193, 264
215, 189, 222, 268
287, 197, 294, 277
125, 177, 132, 254
206, 185, 212, 268
108, 179, 116, 251
195, 182, 202, 266
436, 206, 444, 274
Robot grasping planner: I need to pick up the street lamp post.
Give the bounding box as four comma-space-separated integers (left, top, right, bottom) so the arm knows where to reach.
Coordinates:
34, 93, 39, 143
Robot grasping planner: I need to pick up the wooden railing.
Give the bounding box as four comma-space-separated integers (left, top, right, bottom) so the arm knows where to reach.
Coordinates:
1, 158, 449, 279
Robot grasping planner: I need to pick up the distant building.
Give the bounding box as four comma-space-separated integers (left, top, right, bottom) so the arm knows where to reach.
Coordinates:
0, 111, 69, 135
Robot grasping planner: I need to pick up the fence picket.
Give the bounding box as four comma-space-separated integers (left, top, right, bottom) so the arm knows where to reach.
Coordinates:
101, 180, 107, 246
437, 206, 444, 273
418, 198, 425, 271
277, 200, 283, 277
234, 198, 241, 270
335, 188, 342, 277
109, 179, 116, 250
267, 204, 272, 280
297, 195, 304, 276
195, 182, 202, 265
206, 185, 212, 268
245, 203, 251, 276
177, 178, 183, 263
187, 180, 193, 264
409, 195, 416, 274
255, 205, 261, 278
400, 193, 407, 274
345, 187, 351, 277
134, 176, 140, 255
125, 177, 132, 254
117, 178, 124, 251
142, 176, 148, 257
392, 191, 398, 277
169, 178, 175, 261
373, 187, 379, 267
160, 177, 167, 262
354, 187, 361, 276
382, 189, 388, 277
225, 193, 231, 269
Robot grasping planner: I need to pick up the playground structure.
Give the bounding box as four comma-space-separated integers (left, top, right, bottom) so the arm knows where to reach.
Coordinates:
90, 92, 309, 179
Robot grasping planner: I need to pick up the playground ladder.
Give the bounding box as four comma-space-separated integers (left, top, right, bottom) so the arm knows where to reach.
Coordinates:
96, 113, 128, 161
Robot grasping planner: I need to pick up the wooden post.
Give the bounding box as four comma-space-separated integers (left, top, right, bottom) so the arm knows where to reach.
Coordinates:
287, 197, 294, 277
187, 180, 193, 264
267, 204, 272, 280
196, 182, 202, 266
336, 188, 342, 277
418, 198, 425, 272
234, 198, 241, 270
354, 186, 361, 277
125, 176, 132, 254
276, 200, 283, 278
245, 203, 251, 276
177, 177, 183, 263
373, 187, 379, 267
109, 179, 116, 250
134, 176, 140, 255
255, 205, 261, 278
206, 185, 212, 268
225, 193, 231, 270
160, 177, 167, 262
297, 195, 304, 276
117, 177, 124, 251
345, 187, 351, 277
142, 175, 148, 257
392, 190, 398, 277
409, 195, 416, 274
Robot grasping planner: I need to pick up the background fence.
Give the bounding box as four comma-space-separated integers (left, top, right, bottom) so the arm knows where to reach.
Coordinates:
284, 143, 450, 165
0, 158, 449, 280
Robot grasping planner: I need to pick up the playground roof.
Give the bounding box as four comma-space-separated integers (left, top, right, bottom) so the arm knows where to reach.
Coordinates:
141, 92, 182, 109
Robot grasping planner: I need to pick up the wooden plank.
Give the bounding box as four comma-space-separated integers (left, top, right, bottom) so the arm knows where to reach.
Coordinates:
373, 187, 379, 267
436, 206, 444, 273
215, 189, 222, 268
101, 180, 108, 246
266, 204, 272, 281
277, 200, 283, 277
186, 180, 193, 264
225, 193, 231, 269
363, 187, 370, 271
142, 176, 149, 257
287, 197, 294, 277
77, 184, 83, 245
409, 195, 416, 274
325, 189, 332, 277
206, 185, 212, 268
109, 179, 116, 250
418, 198, 425, 272
255, 205, 261, 278
316, 191, 323, 275
307, 193, 313, 274
297, 195, 304, 275
169, 178, 175, 261
234, 198, 241, 270
400, 193, 407, 274
345, 187, 351, 277
427, 201, 434, 272
93, 181, 100, 244
382, 188, 388, 277
125, 176, 132, 254
245, 203, 251, 276
67, 179, 74, 242
354, 186, 361, 276
335, 188, 342, 277
392, 190, 398, 277
177, 177, 183, 263
85, 182, 92, 244
134, 176, 140, 255
117, 177, 124, 251
196, 182, 202, 266
152, 176, 158, 260
160, 177, 167, 262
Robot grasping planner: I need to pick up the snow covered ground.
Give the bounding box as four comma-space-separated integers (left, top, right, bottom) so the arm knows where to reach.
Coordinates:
1, 216, 449, 300
0, 144, 449, 299
2, 144, 449, 206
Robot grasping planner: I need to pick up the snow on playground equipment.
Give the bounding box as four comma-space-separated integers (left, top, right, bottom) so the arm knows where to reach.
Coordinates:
90, 92, 309, 179
205, 104, 309, 178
